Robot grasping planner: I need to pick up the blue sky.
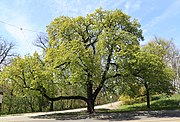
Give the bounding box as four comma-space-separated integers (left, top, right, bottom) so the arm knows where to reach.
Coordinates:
0, 0, 180, 55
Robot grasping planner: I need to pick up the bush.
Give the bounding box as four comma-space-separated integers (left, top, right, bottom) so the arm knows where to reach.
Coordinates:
119, 95, 146, 105
119, 95, 135, 105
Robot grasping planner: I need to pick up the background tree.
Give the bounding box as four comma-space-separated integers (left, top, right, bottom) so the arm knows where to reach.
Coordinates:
119, 38, 176, 108
1, 53, 49, 113
0, 37, 15, 68
143, 37, 179, 91
33, 33, 49, 52
129, 51, 175, 108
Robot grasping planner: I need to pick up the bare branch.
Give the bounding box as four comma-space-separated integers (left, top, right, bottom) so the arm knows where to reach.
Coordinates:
33, 33, 49, 51
0, 38, 15, 67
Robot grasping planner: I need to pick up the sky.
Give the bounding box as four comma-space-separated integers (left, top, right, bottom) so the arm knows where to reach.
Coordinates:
0, 0, 180, 55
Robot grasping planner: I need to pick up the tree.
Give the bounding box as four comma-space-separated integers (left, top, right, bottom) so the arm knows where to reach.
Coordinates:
1, 53, 50, 113
143, 37, 180, 91
129, 51, 175, 108
0, 37, 15, 68
33, 33, 49, 51
43, 8, 143, 113
121, 38, 176, 108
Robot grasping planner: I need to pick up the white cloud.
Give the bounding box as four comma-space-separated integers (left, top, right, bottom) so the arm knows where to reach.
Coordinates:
0, 1, 39, 55
124, 0, 141, 14
46, 0, 131, 17
46, 0, 101, 17
4, 17, 38, 55
143, 0, 180, 33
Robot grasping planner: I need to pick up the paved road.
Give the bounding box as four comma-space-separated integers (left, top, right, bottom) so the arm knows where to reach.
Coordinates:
0, 102, 180, 122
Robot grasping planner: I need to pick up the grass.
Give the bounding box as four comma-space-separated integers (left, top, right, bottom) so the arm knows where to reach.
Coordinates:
114, 94, 180, 112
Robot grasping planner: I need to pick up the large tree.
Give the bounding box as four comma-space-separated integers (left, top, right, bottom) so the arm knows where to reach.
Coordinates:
44, 9, 143, 113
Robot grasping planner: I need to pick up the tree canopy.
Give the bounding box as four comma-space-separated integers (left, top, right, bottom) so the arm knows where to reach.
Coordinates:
45, 8, 143, 113
120, 38, 176, 108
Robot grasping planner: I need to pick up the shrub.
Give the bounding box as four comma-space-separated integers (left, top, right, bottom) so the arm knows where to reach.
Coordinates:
119, 95, 135, 105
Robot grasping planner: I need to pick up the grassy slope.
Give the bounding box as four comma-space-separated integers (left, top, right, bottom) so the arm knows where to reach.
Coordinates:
116, 94, 180, 112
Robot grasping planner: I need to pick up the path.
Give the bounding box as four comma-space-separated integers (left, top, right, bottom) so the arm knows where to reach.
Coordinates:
0, 102, 180, 122
0, 102, 120, 122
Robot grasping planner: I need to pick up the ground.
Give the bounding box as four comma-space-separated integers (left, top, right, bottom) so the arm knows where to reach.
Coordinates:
0, 102, 180, 122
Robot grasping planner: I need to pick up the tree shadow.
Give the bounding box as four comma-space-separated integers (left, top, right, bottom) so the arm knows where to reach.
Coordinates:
31, 109, 180, 121
31, 99, 180, 121
31, 110, 140, 121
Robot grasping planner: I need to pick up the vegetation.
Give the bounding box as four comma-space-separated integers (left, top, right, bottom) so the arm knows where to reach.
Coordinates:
28, 94, 180, 121
118, 94, 180, 112
0, 9, 179, 115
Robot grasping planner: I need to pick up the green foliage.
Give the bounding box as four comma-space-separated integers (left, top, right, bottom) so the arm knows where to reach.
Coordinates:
45, 8, 143, 112
45, 8, 143, 87
118, 38, 176, 108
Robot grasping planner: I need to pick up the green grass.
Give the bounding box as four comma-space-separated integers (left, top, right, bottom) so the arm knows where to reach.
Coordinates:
115, 94, 180, 112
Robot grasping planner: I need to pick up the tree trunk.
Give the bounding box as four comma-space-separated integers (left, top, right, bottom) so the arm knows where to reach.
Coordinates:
38, 95, 43, 112
145, 82, 150, 109
87, 82, 94, 113
49, 101, 54, 111
87, 99, 94, 114
146, 90, 150, 109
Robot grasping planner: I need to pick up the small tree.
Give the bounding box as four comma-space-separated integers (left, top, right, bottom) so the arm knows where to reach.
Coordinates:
122, 38, 176, 108
143, 37, 180, 91
130, 51, 175, 108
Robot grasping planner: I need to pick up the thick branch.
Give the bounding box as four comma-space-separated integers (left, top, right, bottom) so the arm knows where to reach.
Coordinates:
24, 85, 88, 103
93, 46, 113, 99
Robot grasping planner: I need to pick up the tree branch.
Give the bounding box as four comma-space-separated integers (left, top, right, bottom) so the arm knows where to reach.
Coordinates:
54, 62, 70, 69
93, 46, 113, 99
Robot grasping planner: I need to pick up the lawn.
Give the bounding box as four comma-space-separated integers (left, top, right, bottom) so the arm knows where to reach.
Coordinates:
115, 94, 180, 112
